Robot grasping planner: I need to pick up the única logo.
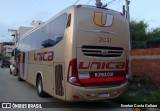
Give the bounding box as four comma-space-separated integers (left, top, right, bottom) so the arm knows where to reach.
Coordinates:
93, 12, 113, 27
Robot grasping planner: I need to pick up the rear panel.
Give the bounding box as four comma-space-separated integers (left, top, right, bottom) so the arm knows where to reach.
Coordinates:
76, 6, 129, 87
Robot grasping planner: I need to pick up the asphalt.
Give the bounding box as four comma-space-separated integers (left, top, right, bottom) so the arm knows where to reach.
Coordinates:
0, 68, 134, 111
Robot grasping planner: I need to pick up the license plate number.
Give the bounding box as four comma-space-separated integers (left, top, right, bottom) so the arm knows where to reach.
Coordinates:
99, 93, 110, 98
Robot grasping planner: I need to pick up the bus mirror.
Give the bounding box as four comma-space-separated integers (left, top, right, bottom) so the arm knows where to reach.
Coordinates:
41, 39, 56, 48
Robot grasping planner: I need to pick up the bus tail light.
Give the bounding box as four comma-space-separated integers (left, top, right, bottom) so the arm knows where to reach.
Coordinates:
73, 95, 79, 100
67, 58, 81, 86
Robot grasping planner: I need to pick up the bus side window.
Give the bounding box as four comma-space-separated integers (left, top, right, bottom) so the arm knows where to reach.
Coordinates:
41, 39, 56, 48
41, 36, 63, 48
66, 14, 71, 28
55, 36, 63, 43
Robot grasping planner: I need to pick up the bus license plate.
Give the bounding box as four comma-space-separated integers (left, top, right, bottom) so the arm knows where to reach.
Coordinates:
99, 93, 110, 98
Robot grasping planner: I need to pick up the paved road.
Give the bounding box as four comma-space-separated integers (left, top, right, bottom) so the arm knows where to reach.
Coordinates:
0, 68, 133, 111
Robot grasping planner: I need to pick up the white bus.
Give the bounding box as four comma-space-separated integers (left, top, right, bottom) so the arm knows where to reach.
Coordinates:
15, 5, 130, 101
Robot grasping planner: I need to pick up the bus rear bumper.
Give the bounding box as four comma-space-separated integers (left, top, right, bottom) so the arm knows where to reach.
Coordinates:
66, 82, 128, 101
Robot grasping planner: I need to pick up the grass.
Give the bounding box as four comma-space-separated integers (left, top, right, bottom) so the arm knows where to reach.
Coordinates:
116, 76, 160, 102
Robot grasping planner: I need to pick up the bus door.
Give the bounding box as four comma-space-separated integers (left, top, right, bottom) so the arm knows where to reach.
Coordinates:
23, 52, 28, 80
19, 52, 28, 80
54, 63, 65, 100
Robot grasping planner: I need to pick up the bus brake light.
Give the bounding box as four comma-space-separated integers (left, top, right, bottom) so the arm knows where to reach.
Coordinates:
67, 59, 81, 86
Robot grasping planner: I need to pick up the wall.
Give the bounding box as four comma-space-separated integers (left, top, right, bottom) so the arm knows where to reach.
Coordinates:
130, 48, 160, 83
1, 42, 15, 59
18, 26, 33, 38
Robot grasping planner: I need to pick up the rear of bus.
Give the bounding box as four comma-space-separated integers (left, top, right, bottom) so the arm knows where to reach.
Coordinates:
66, 5, 129, 101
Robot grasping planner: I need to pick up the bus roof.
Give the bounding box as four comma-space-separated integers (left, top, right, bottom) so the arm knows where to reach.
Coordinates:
19, 5, 124, 41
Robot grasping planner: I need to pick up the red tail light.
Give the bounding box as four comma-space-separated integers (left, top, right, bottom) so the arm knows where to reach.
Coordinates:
67, 58, 81, 86
122, 60, 129, 83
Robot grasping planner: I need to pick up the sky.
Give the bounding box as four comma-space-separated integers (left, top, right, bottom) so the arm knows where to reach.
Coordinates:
0, 0, 160, 42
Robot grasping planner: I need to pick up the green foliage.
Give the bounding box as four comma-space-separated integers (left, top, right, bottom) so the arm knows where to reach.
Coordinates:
130, 20, 148, 41
132, 41, 146, 49
130, 20, 160, 49
116, 78, 160, 102
148, 28, 160, 40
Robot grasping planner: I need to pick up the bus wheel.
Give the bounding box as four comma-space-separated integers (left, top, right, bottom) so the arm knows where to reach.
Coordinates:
36, 76, 46, 97
18, 76, 23, 81
17, 68, 23, 81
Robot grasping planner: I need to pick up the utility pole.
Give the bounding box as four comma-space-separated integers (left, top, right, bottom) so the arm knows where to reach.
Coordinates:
8, 29, 18, 44
125, 0, 132, 80
126, 0, 130, 22
8, 29, 18, 68
125, 0, 132, 49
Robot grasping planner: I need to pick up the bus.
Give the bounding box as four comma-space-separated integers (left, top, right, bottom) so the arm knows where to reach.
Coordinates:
15, 5, 130, 101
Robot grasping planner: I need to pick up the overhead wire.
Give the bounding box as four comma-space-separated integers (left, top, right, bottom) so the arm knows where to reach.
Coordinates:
13, 1, 40, 26
116, 0, 123, 10
86, 0, 93, 5
103, 0, 123, 8
100, 0, 117, 8
73, 0, 80, 5
21, 1, 40, 22
107, 0, 124, 11
107, 0, 117, 6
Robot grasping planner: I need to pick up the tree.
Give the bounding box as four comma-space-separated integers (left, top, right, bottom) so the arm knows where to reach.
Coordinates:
130, 20, 160, 49
130, 20, 148, 41
148, 27, 160, 40
130, 20, 149, 49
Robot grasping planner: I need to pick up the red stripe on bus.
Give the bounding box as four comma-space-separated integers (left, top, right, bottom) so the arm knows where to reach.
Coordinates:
79, 76, 126, 83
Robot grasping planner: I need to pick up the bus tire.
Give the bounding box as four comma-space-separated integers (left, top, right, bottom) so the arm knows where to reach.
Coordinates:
17, 68, 23, 81
18, 76, 23, 81
36, 76, 46, 97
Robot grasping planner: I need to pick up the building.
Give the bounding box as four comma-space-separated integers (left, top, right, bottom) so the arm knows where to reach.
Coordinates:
1, 20, 42, 58
0, 42, 14, 60
12, 21, 42, 43
12, 26, 33, 44
0, 21, 41, 60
